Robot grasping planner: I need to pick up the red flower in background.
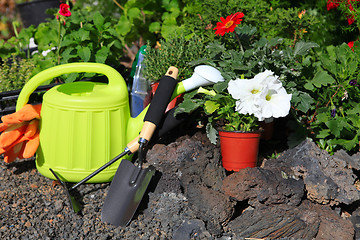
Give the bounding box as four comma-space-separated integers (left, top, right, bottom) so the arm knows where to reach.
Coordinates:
59, 3, 71, 17
348, 41, 355, 51
327, 0, 359, 25
213, 12, 244, 36
327, 0, 340, 10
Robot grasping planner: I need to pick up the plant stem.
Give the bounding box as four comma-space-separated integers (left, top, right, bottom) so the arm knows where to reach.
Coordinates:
234, 33, 244, 54
113, 0, 124, 10
57, 21, 62, 65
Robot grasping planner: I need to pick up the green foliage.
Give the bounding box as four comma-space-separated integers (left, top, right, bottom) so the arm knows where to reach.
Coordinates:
0, 7, 125, 82
175, 24, 320, 147
0, 55, 35, 92
142, 33, 210, 82
180, 0, 320, 46
298, 41, 360, 153
175, 86, 259, 144
114, 0, 184, 44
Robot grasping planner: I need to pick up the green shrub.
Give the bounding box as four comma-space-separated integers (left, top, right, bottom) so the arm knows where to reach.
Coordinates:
0, 55, 35, 92
142, 33, 209, 82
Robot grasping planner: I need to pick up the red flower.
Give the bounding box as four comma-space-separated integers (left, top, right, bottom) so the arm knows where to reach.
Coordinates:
327, 0, 340, 10
348, 41, 355, 51
213, 12, 244, 36
346, 0, 356, 24
59, 3, 71, 17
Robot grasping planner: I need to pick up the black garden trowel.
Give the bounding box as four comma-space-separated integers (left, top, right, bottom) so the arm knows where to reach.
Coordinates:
50, 66, 178, 214
101, 66, 179, 227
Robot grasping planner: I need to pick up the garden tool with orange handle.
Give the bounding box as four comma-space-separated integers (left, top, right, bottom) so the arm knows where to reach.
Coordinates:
0, 104, 41, 163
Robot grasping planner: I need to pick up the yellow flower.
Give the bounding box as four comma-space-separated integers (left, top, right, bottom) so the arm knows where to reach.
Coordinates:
298, 9, 306, 19
0, 22, 7, 31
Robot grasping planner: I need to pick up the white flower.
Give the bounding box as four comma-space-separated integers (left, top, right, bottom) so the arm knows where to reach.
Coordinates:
255, 87, 292, 121
227, 69, 292, 121
228, 75, 264, 115
254, 69, 283, 91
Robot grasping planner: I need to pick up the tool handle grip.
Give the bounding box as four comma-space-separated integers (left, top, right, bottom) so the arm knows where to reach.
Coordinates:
127, 66, 178, 152
143, 67, 178, 127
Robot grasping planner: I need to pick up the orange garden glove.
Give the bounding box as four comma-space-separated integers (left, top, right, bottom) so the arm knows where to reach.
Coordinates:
0, 104, 41, 163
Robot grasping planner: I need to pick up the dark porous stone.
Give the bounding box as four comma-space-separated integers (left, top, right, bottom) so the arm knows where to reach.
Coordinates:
228, 200, 354, 240
173, 219, 211, 240
222, 167, 304, 207
262, 139, 360, 206
184, 184, 235, 236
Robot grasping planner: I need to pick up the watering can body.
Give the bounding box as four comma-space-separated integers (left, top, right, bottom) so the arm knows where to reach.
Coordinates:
16, 63, 146, 183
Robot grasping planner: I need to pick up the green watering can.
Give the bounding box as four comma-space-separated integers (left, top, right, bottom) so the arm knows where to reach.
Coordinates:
16, 63, 223, 183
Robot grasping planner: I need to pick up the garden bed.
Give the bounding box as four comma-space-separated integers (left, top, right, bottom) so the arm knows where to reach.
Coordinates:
1, 128, 359, 239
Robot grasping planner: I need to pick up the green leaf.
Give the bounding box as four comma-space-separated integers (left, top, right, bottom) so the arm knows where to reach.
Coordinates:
64, 73, 79, 83
268, 37, 283, 47
128, 7, 141, 20
293, 41, 319, 56
330, 135, 358, 151
213, 81, 228, 93
61, 48, 77, 62
293, 92, 314, 113
325, 119, 344, 137
311, 71, 335, 88
234, 24, 257, 37
175, 98, 202, 114
204, 101, 220, 114
316, 129, 331, 138
95, 46, 109, 63
149, 22, 161, 32
316, 112, 330, 123
206, 123, 218, 145
304, 82, 314, 90
93, 11, 105, 31
77, 47, 91, 62
116, 15, 131, 36
319, 55, 337, 76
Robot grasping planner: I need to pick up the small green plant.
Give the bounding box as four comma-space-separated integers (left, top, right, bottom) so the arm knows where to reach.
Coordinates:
0, 5, 125, 82
142, 33, 209, 82
0, 55, 35, 92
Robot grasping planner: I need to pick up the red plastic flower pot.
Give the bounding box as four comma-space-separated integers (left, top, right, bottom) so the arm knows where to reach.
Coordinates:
218, 130, 261, 171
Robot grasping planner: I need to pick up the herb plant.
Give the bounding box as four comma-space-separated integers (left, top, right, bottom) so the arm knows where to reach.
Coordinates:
0, 55, 35, 92
142, 33, 209, 82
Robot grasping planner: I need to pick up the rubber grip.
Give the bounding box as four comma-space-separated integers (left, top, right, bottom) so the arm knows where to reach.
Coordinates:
143, 75, 178, 126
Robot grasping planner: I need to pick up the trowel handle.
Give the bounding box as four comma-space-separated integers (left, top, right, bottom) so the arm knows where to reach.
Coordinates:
126, 67, 178, 153
141, 66, 178, 141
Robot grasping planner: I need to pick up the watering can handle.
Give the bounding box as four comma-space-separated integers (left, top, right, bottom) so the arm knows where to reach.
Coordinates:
16, 63, 126, 111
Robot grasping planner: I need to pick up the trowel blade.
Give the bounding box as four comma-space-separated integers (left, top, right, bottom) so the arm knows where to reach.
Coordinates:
101, 159, 155, 227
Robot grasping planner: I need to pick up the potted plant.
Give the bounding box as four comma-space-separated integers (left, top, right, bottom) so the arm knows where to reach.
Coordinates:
173, 12, 298, 171
180, 69, 291, 171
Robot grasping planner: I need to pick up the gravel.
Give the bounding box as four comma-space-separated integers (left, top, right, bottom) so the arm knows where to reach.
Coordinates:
0, 133, 217, 240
